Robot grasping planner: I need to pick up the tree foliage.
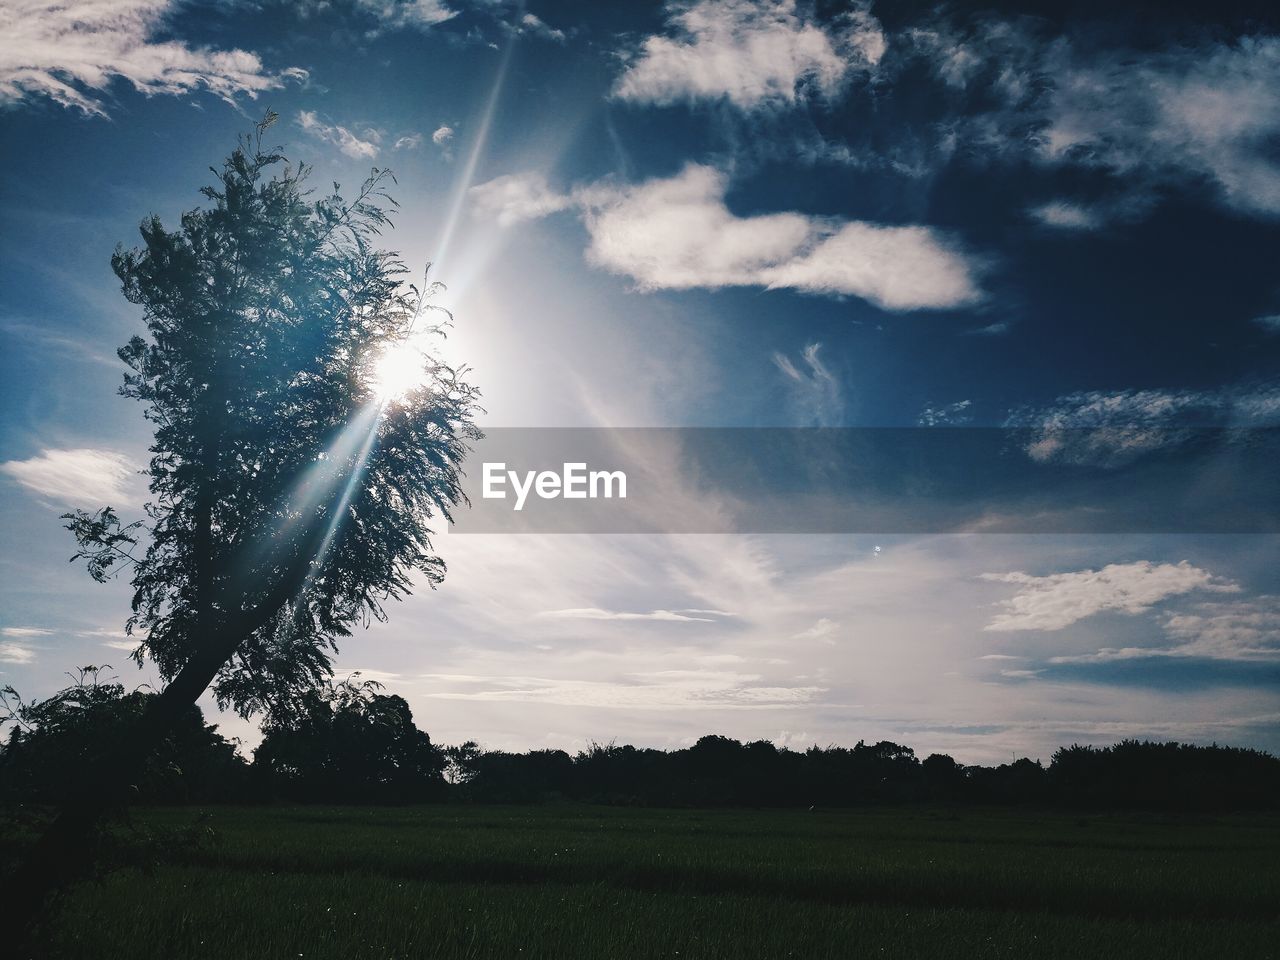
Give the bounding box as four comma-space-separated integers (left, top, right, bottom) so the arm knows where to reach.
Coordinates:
0, 667, 247, 804
63, 115, 480, 719
252, 675, 446, 802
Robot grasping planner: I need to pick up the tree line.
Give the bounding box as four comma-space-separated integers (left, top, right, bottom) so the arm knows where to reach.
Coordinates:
4, 669, 1277, 812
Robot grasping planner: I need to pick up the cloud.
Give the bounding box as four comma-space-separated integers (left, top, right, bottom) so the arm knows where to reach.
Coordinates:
425, 669, 823, 709
0, 448, 135, 506
918, 399, 973, 426
431, 124, 455, 145
0, 0, 297, 117
1039, 36, 1280, 219
2, 627, 52, 638
1048, 597, 1280, 664
351, 0, 455, 30
1254, 315, 1280, 334
0, 642, 36, 664
965, 321, 1011, 337
516, 13, 565, 44
911, 20, 1280, 220
1006, 382, 1280, 466
613, 0, 885, 110
791, 617, 838, 642
393, 133, 423, 150
296, 111, 380, 159
1027, 201, 1102, 231
981, 560, 1240, 632
539, 607, 731, 623
469, 172, 574, 226
511, 164, 980, 310
772, 343, 841, 426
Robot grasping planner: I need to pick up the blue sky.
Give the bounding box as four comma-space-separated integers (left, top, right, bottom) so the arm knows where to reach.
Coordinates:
1, 0, 1279, 762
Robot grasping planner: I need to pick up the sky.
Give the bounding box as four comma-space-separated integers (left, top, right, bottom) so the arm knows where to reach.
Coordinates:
1, 0, 1278, 764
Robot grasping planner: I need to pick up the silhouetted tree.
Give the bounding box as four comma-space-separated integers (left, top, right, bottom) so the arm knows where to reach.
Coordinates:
253, 676, 445, 803
7, 115, 479, 927
0, 667, 247, 804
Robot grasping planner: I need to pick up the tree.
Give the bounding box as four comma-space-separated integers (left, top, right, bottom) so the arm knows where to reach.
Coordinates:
7, 114, 480, 927
253, 675, 445, 803
0, 667, 248, 805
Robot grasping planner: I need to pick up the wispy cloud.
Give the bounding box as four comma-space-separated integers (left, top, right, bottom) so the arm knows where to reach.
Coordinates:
539, 607, 733, 623
0, 447, 136, 506
791, 617, 838, 643
910, 19, 1280, 220
1254, 315, 1280, 334
1006, 381, 1280, 466
296, 111, 381, 159
918, 399, 973, 426
424, 669, 823, 709
772, 343, 841, 426
1052, 597, 1280, 664
431, 124, 454, 145
0, 642, 37, 664
982, 560, 1240, 632
2, 627, 52, 638
613, 0, 885, 110
0, 0, 301, 117
347, 0, 455, 31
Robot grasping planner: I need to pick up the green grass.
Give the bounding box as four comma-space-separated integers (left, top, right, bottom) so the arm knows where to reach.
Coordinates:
14, 805, 1280, 959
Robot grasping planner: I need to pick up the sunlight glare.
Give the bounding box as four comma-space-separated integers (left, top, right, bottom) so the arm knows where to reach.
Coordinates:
370, 342, 426, 402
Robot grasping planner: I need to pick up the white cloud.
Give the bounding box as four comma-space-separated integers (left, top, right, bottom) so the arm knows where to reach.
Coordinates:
0, 448, 135, 506
912, 20, 1280, 220
1028, 201, 1102, 231
517, 13, 565, 43
2, 627, 51, 638
1049, 597, 1280, 663
393, 133, 423, 150
791, 617, 838, 642
559, 164, 981, 310
352, 0, 455, 30
0, 0, 296, 117
614, 0, 885, 110
469, 172, 574, 227
760, 220, 980, 309
1160, 598, 1280, 660
982, 560, 1240, 632
0, 642, 36, 664
772, 343, 841, 426
296, 111, 380, 160
1040, 36, 1280, 218
1007, 382, 1280, 466
539, 607, 731, 623
917, 399, 973, 427
425, 669, 823, 709
432, 124, 455, 145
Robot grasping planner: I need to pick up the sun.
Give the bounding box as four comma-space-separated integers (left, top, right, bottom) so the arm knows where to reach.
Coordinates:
369, 342, 426, 402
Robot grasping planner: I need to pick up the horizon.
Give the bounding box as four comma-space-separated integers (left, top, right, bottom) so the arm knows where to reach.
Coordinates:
2, 0, 1279, 768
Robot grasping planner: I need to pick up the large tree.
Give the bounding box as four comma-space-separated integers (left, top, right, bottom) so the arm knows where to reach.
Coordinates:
7, 115, 480, 925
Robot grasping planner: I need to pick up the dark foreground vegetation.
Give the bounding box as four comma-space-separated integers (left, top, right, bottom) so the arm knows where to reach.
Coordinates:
4, 670, 1279, 812
2, 670, 1280, 814
4, 671, 1279, 957
0, 804, 1276, 959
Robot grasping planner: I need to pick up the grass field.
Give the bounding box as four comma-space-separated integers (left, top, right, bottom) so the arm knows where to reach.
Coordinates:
11, 804, 1280, 959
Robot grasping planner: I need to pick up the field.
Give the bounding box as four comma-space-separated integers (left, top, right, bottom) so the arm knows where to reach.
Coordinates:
11, 805, 1280, 959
